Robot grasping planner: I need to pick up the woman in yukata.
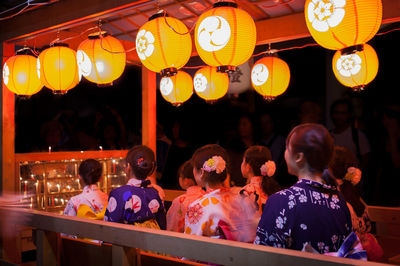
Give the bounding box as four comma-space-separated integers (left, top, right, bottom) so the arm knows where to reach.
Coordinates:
64, 159, 108, 218
240, 145, 282, 213
184, 144, 259, 242
167, 160, 205, 233
104, 145, 166, 230
255, 123, 353, 254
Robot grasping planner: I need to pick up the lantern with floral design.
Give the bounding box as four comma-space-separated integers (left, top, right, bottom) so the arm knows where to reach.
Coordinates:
3, 50, 43, 96
332, 44, 378, 91
136, 12, 192, 77
194, 2, 256, 73
77, 31, 126, 85
193, 66, 229, 101
37, 44, 80, 94
160, 70, 193, 106
251, 55, 290, 101
305, 0, 382, 50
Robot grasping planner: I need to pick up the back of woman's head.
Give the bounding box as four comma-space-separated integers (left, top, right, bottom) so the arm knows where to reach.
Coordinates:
329, 146, 358, 180
286, 123, 336, 186
178, 160, 195, 182
79, 159, 102, 185
191, 144, 228, 186
126, 145, 156, 180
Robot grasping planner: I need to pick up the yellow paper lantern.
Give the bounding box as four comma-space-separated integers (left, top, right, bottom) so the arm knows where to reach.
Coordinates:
3, 54, 43, 96
332, 44, 378, 91
77, 32, 126, 85
38, 44, 79, 94
136, 12, 192, 76
251, 56, 290, 101
160, 70, 193, 106
193, 66, 229, 101
195, 2, 256, 72
305, 0, 382, 50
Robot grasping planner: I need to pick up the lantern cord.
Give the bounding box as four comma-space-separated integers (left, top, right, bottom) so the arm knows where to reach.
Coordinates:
162, 10, 196, 36
376, 27, 400, 36
0, 0, 59, 21
100, 35, 136, 53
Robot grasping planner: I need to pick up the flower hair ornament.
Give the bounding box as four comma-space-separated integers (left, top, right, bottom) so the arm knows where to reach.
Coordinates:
260, 161, 276, 177
202, 156, 226, 174
137, 157, 144, 166
344, 167, 362, 185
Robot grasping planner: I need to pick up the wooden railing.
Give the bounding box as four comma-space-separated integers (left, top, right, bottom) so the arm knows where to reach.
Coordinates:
0, 208, 392, 266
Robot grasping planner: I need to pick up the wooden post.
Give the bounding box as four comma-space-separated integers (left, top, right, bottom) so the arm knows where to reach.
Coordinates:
36, 230, 58, 266
112, 245, 138, 266
141, 67, 157, 184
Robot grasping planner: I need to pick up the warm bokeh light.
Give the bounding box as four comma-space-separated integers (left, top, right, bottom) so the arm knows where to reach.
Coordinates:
332, 44, 378, 91
38, 45, 79, 94
193, 66, 229, 101
3, 54, 43, 96
136, 13, 192, 76
305, 0, 382, 50
251, 56, 290, 101
77, 32, 126, 85
160, 70, 193, 106
195, 2, 256, 72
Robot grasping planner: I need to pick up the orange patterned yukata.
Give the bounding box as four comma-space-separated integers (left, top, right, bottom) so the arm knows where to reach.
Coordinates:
239, 176, 268, 213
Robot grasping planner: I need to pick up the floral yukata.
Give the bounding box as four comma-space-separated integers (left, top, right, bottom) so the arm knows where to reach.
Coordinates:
104, 178, 166, 230
239, 176, 268, 213
167, 186, 205, 232
185, 187, 259, 242
255, 179, 352, 253
63, 184, 108, 217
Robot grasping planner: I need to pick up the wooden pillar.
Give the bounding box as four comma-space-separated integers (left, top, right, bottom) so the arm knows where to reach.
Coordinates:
141, 67, 157, 184
36, 230, 58, 266
111, 245, 138, 266
0, 41, 19, 264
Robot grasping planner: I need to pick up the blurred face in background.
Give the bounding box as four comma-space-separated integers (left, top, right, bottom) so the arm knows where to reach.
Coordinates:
331, 103, 351, 128
238, 116, 253, 138
260, 114, 274, 137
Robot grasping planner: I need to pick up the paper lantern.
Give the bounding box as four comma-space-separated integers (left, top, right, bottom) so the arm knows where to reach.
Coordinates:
160, 70, 193, 106
332, 44, 378, 91
38, 44, 79, 94
77, 32, 126, 85
227, 59, 252, 95
136, 12, 192, 76
305, 0, 382, 50
251, 56, 290, 101
195, 2, 256, 72
3, 54, 43, 96
193, 66, 229, 101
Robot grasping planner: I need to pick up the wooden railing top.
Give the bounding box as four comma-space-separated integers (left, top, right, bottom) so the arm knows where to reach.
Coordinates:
1, 208, 391, 266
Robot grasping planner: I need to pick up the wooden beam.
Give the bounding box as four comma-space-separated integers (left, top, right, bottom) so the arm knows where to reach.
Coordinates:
141, 67, 156, 184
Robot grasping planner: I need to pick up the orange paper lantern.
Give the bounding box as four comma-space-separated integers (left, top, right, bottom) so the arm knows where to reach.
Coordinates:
251, 56, 290, 101
136, 12, 192, 76
160, 70, 193, 106
193, 66, 229, 101
77, 32, 126, 85
3, 54, 43, 96
332, 44, 378, 91
305, 0, 382, 50
38, 44, 79, 94
195, 2, 256, 72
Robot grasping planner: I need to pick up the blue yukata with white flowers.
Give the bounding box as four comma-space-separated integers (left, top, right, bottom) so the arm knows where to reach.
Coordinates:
255, 179, 352, 253
104, 178, 166, 229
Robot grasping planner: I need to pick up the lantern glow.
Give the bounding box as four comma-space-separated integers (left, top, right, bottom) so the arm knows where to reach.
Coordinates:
2, 54, 43, 96
160, 70, 193, 106
251, 56, 290, 101
77, 32, 126, 85
38, 45, 79, 94
332, 44, 378, 91
136, 13, 192, 76
193, 66, 229, 101
305, 0, 382, 50
195, 2, 256, 72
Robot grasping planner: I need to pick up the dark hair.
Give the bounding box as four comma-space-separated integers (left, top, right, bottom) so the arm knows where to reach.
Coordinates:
329, 146, 365, 216
126, 145, 156, 180
178, 160, 195, 182
79, 159, 103, 185
243, 145, 282, 196
191, 144, 228, 186
330, 99, 353, 117
286, 123, 336, 187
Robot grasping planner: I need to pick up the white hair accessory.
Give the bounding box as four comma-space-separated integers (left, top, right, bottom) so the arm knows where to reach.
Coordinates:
260, 161, 276, 177
344, 167, 362, 185
202, 156, 226, 174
